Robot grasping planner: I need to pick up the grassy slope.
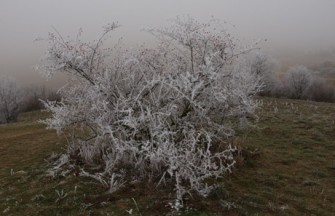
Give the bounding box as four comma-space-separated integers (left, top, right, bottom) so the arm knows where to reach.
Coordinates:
0, 98, 334, 215
227, 98, 335, 215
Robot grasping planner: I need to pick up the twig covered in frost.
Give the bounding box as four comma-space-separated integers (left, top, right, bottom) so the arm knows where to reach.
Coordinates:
108, 173, 126, 193
55, 189, 68, 203
31, 194, 46, 202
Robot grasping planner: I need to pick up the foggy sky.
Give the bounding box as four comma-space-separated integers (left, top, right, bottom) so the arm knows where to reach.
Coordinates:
1, 0, 335, 88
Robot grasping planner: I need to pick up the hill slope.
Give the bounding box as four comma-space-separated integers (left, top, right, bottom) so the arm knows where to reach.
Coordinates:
0, 98, 334, 215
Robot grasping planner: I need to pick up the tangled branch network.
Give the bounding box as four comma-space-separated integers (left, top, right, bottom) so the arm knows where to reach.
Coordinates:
38, 16, 263, 203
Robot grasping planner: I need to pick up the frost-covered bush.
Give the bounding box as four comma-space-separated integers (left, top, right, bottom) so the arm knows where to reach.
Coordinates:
38, 17, 262, 203
246, 51, 278, 96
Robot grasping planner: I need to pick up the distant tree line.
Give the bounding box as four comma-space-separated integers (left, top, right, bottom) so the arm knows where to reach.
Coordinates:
0, 55, 334, 125
267, 65, 335, 103
245, 53, 335, 103
21, 85, 61, 112
1, 58, 334, 124
0, 76, 60, 124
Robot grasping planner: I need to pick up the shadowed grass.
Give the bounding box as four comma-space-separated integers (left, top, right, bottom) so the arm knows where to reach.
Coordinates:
0, 98, 334, 215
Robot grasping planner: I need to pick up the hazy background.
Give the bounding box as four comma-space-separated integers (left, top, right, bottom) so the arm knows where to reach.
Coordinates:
1, 0, 335, 88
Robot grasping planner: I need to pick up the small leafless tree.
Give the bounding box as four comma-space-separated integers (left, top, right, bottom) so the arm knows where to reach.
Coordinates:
285, 65, 313, 99
0, 76, 20, 124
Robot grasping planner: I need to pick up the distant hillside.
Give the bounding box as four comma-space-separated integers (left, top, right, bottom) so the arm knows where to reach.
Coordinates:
310, 61, 335, 74
309, 61, 335, 81
273, 48, 335, 74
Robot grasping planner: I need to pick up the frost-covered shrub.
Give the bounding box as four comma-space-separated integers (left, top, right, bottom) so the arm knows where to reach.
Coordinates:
246, 51, 278, 96
38, 17, 262, 203
285, 65, 313, 99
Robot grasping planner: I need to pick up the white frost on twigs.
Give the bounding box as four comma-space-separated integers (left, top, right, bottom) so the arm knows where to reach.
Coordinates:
37, 16, 262, 203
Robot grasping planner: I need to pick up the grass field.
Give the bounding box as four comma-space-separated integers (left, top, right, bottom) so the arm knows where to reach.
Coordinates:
0, 98, 334, 215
